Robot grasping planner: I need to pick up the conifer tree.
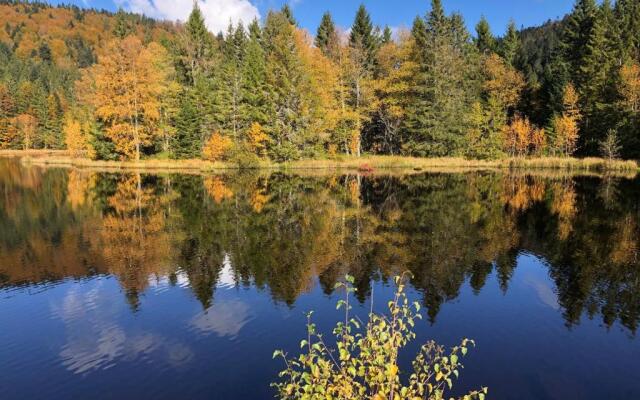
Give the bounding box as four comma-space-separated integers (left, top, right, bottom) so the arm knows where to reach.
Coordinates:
500, 20, 520, 66
404, 0, 480, 156
475, 16, 496, 54
172, 91, 202, 158
349, 4, 378, 71
113, 8, 134, 39
281, 4, 297, 26
381, 26, 393, 44
263, 10, 306, 160
242, 19, 270, 128
315, 12, 339, 59
614, 0, 640, 61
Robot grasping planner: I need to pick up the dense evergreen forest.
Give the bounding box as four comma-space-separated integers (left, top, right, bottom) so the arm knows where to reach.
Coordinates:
0, 0, 639, 161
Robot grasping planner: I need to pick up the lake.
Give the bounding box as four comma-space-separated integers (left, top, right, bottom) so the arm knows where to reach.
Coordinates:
0, 159, 639, 399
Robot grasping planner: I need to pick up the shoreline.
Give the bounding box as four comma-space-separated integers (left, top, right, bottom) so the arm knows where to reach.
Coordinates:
1, 150, 637, 174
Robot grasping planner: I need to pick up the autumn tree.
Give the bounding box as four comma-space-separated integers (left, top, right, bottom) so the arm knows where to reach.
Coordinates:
551, 83, 581, 156
84, 37, 173, 160
245, 122, 269, 156
63, 114, 88, 157
202, 132, 233, 161
503, 114, 545, 156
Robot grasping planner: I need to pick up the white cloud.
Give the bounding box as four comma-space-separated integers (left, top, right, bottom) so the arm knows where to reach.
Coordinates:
115, 0, 260, 34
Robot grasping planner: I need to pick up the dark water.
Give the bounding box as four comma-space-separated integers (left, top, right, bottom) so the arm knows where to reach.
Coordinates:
1, 159, 639, 400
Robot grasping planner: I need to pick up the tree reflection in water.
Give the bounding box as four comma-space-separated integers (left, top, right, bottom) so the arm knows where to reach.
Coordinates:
0, 159, 639, 333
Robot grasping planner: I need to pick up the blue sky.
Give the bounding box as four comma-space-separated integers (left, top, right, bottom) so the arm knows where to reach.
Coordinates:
48, 0, 577, 36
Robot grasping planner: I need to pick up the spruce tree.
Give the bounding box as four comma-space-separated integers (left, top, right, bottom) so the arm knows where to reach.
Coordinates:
263, 10, 306, 160
281, 4, 297, 26
475, 15, 496, 54
215, 23, 247, 140
113, 9, 133, 39
500, 20, 520, 66
173, 92, 203, 158
242, 19, 270, 128
315, 12, 339, 58
349, 4, 378, 70
381, 26, 393, 44
615, 0, 640, 61
403, 0, 480, 156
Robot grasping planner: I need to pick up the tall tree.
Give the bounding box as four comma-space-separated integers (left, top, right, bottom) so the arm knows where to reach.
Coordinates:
349, 4, 378, 71
84, 37, 172, 160
475, 15, 496, 54
403, 0, 480, 156
281, 4, 297, 26
500, 20, 520, 66
315, 12, 339, 59
241, 19, 270, 128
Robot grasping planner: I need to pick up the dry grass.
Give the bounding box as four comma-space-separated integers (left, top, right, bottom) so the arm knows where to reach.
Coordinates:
4, 150, 637, 175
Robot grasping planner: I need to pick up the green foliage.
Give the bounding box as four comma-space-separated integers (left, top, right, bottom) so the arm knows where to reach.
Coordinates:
475, 16, 496, 54
404, 1, 480, 157
315, 12, 338, 58
172, 92, 202, 159
272, 275, 487, 400
349, 4, 379, 71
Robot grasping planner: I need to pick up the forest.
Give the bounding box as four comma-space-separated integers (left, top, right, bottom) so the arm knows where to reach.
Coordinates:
0, 0, 639, 162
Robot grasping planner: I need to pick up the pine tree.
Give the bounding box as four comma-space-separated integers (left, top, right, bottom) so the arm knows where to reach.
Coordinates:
381, 26, 393, 44
242, 19, 270, 128
475, 15, 496, 54
281, 4, 297, 26
349, 4, 378, 71
172, 3, 218, 155
315, 12, 339, 59
43, 92, 62, 149
215, 22, 247, 140
113, 8, 134, 39
172, 91, 203, 158
615, 0, 640, 61
263, 10, 306, 160
403, 0, 480, 156
563, 0, 617, 152
500, 20, 520, 66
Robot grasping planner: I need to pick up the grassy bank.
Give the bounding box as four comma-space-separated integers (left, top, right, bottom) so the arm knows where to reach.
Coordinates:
2, 150, 637, 173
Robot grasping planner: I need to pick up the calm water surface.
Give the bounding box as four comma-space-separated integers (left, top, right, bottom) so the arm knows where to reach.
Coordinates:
0, 159, 639, 399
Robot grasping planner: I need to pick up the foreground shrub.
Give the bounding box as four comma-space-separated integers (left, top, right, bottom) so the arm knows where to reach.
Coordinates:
272, 275, 487, 400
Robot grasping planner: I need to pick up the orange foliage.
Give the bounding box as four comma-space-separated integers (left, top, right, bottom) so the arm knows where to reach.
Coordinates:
63, 115, 87, 157
84, 37, 172, 160
245, 122, 270, 155
483, 53, 526, 109
202, 132, 233, 161
503, 115, 546, 156
204, 177, 234, 204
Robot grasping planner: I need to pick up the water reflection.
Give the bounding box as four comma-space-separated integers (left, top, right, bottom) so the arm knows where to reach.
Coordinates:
0, 160, 639, 334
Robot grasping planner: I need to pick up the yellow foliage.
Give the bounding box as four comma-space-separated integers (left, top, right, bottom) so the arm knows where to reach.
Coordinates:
620, 63, 640, 113
84, 37, 172, 160
552, 83, 581, 156
15, 114, 38, 150
250, 188, 269, 213
204, 177, 234, 204
246, 122, 270, 155
483, 53, 526, 109
552, 114, 579, 156
503, 115, 546, 157
63, 116, 88, 157
202, 132, 233, 161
